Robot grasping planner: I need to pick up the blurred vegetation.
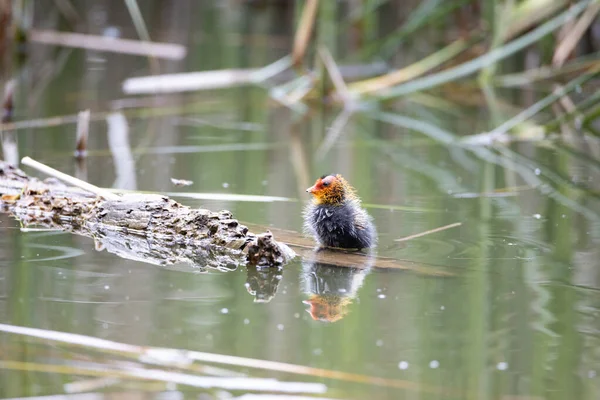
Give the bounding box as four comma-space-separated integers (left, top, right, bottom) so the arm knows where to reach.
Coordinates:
286, 0, 600, 143
2, 0, 600, 144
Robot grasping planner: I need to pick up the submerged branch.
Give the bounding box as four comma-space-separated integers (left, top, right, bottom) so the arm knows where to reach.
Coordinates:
395, 222, 462, 242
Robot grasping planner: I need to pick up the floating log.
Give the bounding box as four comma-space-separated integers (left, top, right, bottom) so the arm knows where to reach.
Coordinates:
0, 160, 295, 270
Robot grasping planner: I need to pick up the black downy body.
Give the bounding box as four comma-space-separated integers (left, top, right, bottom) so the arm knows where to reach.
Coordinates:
305, 200, 376, 249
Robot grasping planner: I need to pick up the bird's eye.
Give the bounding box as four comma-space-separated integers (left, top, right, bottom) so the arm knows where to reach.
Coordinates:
322, 181, 330, 187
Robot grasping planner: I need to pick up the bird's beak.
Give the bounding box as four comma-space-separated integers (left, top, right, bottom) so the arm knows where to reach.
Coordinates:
306, 185, 317, 193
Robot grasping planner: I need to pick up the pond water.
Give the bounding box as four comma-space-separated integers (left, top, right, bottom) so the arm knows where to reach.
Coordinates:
1, 1, 600, 399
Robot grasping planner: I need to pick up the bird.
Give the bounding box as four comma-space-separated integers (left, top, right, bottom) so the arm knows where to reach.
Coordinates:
303, 174, 376, 249
302, 259, 372, 322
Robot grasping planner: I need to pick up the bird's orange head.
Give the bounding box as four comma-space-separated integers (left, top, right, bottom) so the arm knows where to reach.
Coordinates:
306, 174, 355, 205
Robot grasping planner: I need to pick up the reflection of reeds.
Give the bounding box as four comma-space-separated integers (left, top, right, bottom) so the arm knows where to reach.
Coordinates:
371, 111, 600, 220
1, 79, 14, 123
0, 360, 328, 393
0, 322, 445, 394
464, 68, 600, 144
74, 109, 90, 159
107, 112, 137, 191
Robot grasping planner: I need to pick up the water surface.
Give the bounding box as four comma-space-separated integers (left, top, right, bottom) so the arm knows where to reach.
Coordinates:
1, 1, 600, 399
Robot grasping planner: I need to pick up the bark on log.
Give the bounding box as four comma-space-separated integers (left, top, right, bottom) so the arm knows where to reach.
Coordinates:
0, 161, 295, 270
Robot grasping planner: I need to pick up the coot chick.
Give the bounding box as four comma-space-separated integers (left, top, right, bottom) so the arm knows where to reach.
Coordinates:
303, 174, 376, 249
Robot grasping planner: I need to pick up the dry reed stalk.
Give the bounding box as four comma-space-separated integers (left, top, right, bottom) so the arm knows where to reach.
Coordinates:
318, 46, 351, 103
395, 222, 462, 242
21, 156, 120, 200
29, 29, 186, 59
348, 39, 469, 95
553, 2, 600, 67
292, 0, 319, 66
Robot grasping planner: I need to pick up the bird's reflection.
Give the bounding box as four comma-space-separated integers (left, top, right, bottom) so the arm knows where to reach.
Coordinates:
245, 265, 282, 303
302, 249, 374, 322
